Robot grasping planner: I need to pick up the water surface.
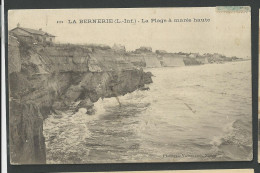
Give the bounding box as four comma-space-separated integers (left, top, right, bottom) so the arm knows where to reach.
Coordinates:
43, 61, 252, 163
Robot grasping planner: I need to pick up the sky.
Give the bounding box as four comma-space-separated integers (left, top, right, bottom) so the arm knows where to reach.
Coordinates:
8, 7, 251, 58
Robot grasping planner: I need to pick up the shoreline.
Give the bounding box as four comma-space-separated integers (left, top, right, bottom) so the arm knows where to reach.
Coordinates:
142, 59, 250, 70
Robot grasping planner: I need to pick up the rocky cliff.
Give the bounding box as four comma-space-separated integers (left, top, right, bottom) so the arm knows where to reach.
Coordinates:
159, 54, 185, 67
8, 38, 152, 164
126, 51, 206, 68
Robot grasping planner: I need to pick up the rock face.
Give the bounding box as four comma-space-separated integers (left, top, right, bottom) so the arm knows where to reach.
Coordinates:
8, 36, 21, 73
143, 54, 161, 68
125, 47, 241, 68
9, 102, 46, 164
160, 54, 185, 67
125, 54, 146, 67
126, 49, 189, 68
8, 37, 153, 164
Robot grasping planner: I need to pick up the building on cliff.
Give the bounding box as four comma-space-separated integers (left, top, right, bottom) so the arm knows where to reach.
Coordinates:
155, 50, 167, 54
112, 44, 126, 53
188, 53, 200, 58
135, 46, 152, 53
10, 23, 56, 44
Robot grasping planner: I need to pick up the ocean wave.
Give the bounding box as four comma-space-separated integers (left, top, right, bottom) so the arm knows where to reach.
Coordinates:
211, 119, 252, 161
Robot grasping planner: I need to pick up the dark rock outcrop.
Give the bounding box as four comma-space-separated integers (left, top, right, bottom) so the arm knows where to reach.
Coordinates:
8, 37, 153, 164
9, 102, 46, 164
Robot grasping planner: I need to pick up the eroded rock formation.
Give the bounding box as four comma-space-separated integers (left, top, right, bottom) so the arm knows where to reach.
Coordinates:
8, 37, 153, 164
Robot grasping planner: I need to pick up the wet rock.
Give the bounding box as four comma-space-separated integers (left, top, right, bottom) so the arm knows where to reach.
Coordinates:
143, 71, 153, 84
76, 98, 94, 111
86, 107, 96, 115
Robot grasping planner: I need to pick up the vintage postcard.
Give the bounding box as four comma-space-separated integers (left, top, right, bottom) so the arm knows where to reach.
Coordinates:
8, 7, 252, 164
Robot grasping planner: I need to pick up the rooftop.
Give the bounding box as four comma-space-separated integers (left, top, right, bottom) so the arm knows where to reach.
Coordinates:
11, 24, 55, 37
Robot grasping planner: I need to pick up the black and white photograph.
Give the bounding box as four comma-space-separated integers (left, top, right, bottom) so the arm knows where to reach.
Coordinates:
8, 7, 252, 164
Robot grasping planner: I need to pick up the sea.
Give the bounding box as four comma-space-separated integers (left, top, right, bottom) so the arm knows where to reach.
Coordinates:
43, 60, 252, 164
